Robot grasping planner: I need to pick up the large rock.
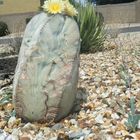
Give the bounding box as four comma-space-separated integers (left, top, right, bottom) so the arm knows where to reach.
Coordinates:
13, 13, 80, 122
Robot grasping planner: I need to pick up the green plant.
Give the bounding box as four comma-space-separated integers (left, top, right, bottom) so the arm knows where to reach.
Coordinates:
4, 110, 16, 121
125, 97, 140, 132
72, 2, 106, 53
0, 89, 12, 106
0, 21, 10, 37
26, 17, 32, 24
119, 64, 131, 88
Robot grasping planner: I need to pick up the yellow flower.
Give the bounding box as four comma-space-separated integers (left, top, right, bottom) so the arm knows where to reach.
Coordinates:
42, 0, 64, 14
64, 1, 78, 16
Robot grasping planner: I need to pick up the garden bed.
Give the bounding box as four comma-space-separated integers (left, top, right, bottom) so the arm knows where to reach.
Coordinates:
0, 32, 140, 139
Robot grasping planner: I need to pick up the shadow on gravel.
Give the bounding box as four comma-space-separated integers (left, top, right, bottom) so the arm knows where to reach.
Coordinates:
0, 56, 18, 75
71, 87, 88, 113
0, 56, 18, 88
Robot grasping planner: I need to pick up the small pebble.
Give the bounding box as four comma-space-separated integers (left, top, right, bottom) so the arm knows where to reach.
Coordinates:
95, 114, 104, 124
52, 123, 63, 130
69, 130, 85, 139
70, 119, 78, 125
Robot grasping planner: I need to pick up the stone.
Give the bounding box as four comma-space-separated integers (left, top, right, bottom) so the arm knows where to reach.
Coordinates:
111, 113, 120, 120
49, 137, 57, 140
0, 44, 15, 57
0, 131, 9, 140
70, 119, 78, 125
13, 13, 80, 122
22, 123, 36, 132
52, 123, 63, 130
95, 114, 104, 124
82, 129, 91, 136
137, 120, 140, 129
20, 136, 31, 140
8, 116, 16, 128
68, 131, 85, 139
34, 132, 46, 140
41, 127, 51, 134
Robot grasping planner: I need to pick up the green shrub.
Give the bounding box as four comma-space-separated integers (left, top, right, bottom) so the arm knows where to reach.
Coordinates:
0, 21, 10, 37
72, 2, 106, 53
26, 17, 32, 24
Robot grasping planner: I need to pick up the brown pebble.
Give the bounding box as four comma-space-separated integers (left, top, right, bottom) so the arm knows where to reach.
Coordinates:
20, 136, 31, 140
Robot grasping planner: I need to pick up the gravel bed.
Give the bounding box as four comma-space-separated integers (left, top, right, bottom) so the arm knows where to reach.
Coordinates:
0, 32, 139, 140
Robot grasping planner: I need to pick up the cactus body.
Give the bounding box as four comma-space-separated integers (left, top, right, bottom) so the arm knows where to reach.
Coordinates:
13, 13, 80, 122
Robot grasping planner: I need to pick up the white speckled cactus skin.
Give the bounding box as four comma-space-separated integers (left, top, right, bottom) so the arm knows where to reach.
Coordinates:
13, 13, 80, 122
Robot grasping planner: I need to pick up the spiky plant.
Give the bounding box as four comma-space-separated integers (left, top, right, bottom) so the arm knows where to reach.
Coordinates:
71, 1, 106, 53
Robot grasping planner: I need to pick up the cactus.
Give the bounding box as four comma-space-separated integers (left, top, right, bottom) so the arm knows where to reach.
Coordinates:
13, 13, 80, 122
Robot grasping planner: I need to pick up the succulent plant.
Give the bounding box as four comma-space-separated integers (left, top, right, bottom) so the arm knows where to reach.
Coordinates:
125, 97, 140, 132
13, 13, 80, 122
70, 1, 106, 53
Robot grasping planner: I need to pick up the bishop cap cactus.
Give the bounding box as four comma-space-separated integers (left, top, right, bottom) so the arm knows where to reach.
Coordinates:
13, 13, 80, 122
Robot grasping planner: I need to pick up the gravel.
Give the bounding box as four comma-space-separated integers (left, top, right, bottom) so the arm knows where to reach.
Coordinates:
0, 32, 140, 139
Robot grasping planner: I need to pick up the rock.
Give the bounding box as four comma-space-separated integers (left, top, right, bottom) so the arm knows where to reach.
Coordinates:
76, 136, 84, 140
13, 12, 80, 122
34, 132, 45, 140
0, 129, 3, 133
22, 123, 37, 132
138, 120, 140, 129
93, 77, 102, 82
79, 70, 87, 79
5, 103, 14, 111
0, 44, 16, 57
58, 132, 69, 139
4, 135, 13, 140
0, 130, 19, 140
98, 131, 113, 140
8, 116, 16, 128
52, 123, 63, 130
0, 131, 9, 140
20, 136, 31, 140
95, 114, 104, 124
10, 134, 19, 140
8, 116, 21, 128
41, 127, 51, 134
0, 121, 7, 129
70, 119, 78, 126
11, 128, 20, 139
49, 137, 57, 140
101, 92, 110, 98
82, 128, 91, 136
111, 113, 120, 120
85, 133, 94, 139
69, 130, 85, 139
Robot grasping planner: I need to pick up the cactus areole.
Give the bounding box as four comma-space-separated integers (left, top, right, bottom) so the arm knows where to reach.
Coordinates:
13, 13, 80, 122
